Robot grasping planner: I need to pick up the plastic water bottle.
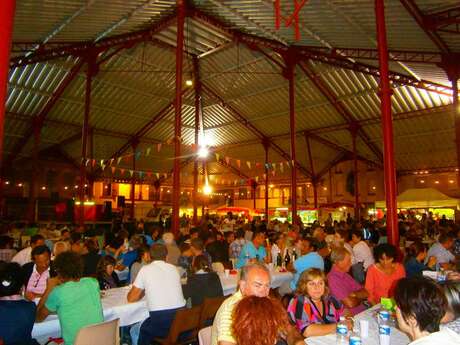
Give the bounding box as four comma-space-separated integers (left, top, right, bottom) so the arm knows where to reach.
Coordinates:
336, 316, 348, 345
349, 333, 361, 345
379, 324, 391, 345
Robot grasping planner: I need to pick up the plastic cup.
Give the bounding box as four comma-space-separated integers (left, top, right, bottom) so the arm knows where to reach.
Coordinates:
224, 269, 230, 278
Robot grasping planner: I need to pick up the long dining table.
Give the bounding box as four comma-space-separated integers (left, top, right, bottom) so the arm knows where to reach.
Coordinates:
32, 270, 294, 344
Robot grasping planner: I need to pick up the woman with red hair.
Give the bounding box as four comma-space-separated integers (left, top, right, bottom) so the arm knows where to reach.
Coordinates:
233, 295, 304, 345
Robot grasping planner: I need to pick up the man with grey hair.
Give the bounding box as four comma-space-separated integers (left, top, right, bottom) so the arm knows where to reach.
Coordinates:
212, 262, 303, 345
162, 232, 180, 265
212, 262, 271, 345
128, 244, 186, 345
327, 247, 368, 315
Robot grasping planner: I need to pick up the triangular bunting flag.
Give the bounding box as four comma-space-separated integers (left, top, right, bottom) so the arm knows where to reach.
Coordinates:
91, 159, 96, 168
280, 162, 284, 173
109, 158, 114, 166
164, 173, 167, 179
111, 167, 116, 174
215, 153, 220, 162
85, 158, 90, 167
146, 147, 151, 156
117, 157, 122, 165
156, 173, 160, 179
255, 176, 259, 182
225, 156, 230, 165
135, 151, 141, 160
157, 143, 162, 152
236, 160, 241, 168
147, 171, 152, 178
120, 168, 125, 175
129, 170, 134, 177
246, 161, 251, 169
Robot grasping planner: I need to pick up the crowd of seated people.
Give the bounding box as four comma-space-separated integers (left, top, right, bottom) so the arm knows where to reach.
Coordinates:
0, 210, 459, 345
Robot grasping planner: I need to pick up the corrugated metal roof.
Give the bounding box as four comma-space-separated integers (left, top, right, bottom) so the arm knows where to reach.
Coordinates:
5, 0, 460, 181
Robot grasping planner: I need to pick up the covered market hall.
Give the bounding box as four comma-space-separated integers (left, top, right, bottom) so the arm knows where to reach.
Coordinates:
1, 1, 460, 345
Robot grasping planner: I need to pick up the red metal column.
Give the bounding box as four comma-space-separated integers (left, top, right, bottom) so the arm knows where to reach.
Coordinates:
305, 134, 318, 208
27, 120, 40, 222
89, 127, 94, 198
351, 127, 360, 219
193, 57, 200, 225
79, 55, 96, 226
440, 55, 460, 185
201, 160, 205, 218
0, 0, 15, 217
264, 142, 269, 220
252, 180, 257, 209
172, 0, 185, 234
375, 0, 398, 246
454, 80, 460, 185
130, 142, 138, 220
286, 56, 298, 220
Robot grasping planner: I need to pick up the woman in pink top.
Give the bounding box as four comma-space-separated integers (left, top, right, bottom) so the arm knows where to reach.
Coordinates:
365, 243, 406, 305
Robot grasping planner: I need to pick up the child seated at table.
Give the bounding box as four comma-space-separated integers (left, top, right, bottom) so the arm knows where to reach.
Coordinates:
0, 262, 39, 345
97, 255, 121, 290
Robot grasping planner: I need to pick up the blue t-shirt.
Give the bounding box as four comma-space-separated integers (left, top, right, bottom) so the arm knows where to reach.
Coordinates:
235, 242, 266, 269
122, 250, 138, 268
0, 299, 36, 345
404, 257, 429, 278
290, 252, 324, 290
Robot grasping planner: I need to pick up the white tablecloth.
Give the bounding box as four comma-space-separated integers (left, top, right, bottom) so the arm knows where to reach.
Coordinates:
218, 271, 293, 296
306, 306, 410, 345
32, 286, 148, 344
32, 271, 293, 343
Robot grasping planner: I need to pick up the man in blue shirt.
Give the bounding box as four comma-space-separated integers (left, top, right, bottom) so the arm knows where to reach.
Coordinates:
235, 232, 270, 269
290, 237, 324, 290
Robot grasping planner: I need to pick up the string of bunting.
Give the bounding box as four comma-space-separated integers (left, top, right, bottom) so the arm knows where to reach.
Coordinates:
87, 137, 295, 186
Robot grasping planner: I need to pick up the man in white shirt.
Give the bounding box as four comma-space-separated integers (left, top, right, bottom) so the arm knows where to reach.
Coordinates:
351, 230, 374, 271
426, 233, 456, 269
128, 243, 186, 345
11, 234, 45, 266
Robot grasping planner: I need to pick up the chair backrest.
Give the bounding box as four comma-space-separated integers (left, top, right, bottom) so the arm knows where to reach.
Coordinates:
199, 296, 226, 328
73, 318, 119, 345
198, 326, 212, 345
165, 306, 202, 344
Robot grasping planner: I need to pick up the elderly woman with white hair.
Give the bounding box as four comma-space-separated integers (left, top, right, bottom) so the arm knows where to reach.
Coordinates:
163, 232, 181, 266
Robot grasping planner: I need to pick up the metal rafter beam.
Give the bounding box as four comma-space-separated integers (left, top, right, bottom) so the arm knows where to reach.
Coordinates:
293, 46, 442, 64
316, 152, 348, 180
400, 0, 450, 53
10, 12, 178, 68
202, 84, 312, 178
425, 7, 460, 30
299, 61, 383, 162
5, 59, 85, 166
215, 103, 452, 156
295, 47, 453, 97
109, 89, 190, 160
306, 131, 382, 169
216, 158, 252, 181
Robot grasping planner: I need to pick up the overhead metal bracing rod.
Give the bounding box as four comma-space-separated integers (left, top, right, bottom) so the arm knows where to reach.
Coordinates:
399, 0, 450, 54
201, 84, 313, 179
299, 61, 383, 162
10, 12, 178, 68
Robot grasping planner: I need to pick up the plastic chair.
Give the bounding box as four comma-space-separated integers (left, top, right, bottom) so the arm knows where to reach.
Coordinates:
73, 318, 120, 345
154, 306, 202, 345
198, 296, 226, 328
198, 326, 212, 345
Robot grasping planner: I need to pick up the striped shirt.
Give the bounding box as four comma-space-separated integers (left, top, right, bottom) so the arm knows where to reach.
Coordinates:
211, 290, 242, 345
26, 265, 49, 295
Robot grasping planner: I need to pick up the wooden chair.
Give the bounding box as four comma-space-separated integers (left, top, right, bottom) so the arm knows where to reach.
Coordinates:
73, 318, 120, 345
153, 306, 202, 345
198, 296, 226, 329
